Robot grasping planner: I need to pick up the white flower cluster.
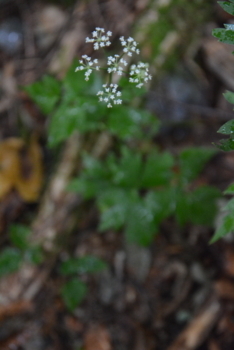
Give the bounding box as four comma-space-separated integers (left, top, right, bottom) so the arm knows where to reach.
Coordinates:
120, 36, 140, 57
107, 55, 128, 76
75, 55, 100, 81
97, 84, 122, 108
129, 62, 152, 88
75, 28, 152, 106
86, 27, 112, 50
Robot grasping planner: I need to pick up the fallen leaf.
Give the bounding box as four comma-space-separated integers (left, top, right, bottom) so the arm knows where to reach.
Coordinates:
84, 325, 112, 350
0, 137, 43, 202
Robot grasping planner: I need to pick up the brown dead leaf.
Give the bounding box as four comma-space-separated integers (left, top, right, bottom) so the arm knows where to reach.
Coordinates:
84, 325, 112, 350
15, 136, 43, 201
0, 137, 43, 202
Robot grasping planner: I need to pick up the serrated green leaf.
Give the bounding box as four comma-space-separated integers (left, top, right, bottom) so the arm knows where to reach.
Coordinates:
107, 107, 159, 140
189, 186, 220, 226
125, 199, 157, 246
25, 75, 60, 114
212, 28, 234, 45
9, 224, 31, 250
224, 183, 234, 194
107, 106, 145, 139
0, 248, 22, 276
141, 151, 174, 188
111, 148, 142, 188
223, 91, 234, 105
98, 188, 136, 231
210, 214, 234, 243
48, 103, 84, 147
175, 186, 220, 226
217, 119, 234, 135
218, 1, 234, 16
216, 138, 234, 151
179, 147, 216, 184
145, 188, 175, 225
60, 255, 107, 275
61, 278, 87, 311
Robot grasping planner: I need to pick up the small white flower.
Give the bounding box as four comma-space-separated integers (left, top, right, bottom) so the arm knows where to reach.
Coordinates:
129, 62, 152, 88
107, 54, 127, 76
97, 84, 122, 108
85, 27, 112, 50
120, 36, 140, 56
75, 55, 100, 81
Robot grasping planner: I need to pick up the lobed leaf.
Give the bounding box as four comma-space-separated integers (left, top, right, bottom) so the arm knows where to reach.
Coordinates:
212, 28, 234, 45
179, 147, 216, 184
218, 1, 234, 16
216, 138, 234, 151
25, 75, 60, 114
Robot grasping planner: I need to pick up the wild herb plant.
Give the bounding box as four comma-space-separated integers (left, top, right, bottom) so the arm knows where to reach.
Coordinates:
25, 28, 220, 247
210, 0, 234, 242
2, 28, 220, 309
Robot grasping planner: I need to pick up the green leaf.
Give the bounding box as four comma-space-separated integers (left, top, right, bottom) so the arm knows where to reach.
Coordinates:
125, 198, 157, 246
111, 148, 142, 188
48, 102, 84, 147
144, 188, 175, 225
98, 188, 136, 231
216, 138, 234, 151
60, 255, 107, 275
175, 186, 220, 226
25, 75, 60, 114
212, 28, 234, 45
223, 197, 234, 211
175, 189, 191, 226
189, 186, 221, 226
217, 119, 234, 135
0, 248, 22, 276
218, 1, 234, 16
9, 224, 31, 250
68, 178, 101, 199
210, 214, 234, 243
179, 147, 216, 184
61, 278, 87, 311
107, 107, 159, 140
223, 91, 234, 105
141, 151, 174, 188
224, 183, 234, 194
64, 62, 103, 98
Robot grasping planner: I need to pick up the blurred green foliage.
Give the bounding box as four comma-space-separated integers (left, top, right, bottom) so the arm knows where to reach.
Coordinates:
69, 147, 219, 246
60, 255, 107, 310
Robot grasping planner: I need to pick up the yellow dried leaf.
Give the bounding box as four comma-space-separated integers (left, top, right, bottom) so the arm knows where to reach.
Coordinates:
0, 137, 43, 202
15, 136, 44, 202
